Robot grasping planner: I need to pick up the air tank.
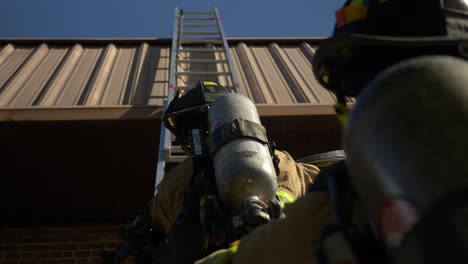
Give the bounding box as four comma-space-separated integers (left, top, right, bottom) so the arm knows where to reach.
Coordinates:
207, 93, 277, 214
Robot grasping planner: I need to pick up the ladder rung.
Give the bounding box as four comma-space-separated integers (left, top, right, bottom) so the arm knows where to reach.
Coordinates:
167, 156, 188, 163
182, 11, 214, 15
178, 17, 217, 21
175, 85, 234, 89
183, 24, 217, 28
181, 39, 223, 44
175, 71, 232, 75
164, 147, 188, 162
182, 31, 220, 35
176, 59, 227, 63
170, 146, 185, 153
179, 48, 225, 52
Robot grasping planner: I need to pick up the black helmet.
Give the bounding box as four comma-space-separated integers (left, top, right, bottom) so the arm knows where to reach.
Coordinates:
163, 81, 230, 152
313, 0, 468, 97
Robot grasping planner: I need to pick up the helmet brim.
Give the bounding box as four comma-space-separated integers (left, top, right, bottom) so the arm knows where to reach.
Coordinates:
313, 34, 468, 90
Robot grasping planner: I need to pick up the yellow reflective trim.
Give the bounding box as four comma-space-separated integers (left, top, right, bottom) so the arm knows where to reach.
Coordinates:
322, 74, 329, 84
339, 47, 350, 57
203, 238, 210, 250
349, 0, 364, 6
203, 81, 219, 86
209, 242, 239, 264
277, 190, 295, 207
199, 197, 206, 229
309, 160, 338, 168
343, 5, 367, 24
230, 240, 240, 248
334, 103, 349, 127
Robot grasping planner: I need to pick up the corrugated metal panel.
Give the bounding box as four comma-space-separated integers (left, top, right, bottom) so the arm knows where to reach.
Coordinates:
0, 40, 340, 108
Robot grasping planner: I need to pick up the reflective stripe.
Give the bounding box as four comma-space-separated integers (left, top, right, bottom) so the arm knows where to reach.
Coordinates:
335, 5, 368, 28
344, 5, 368, 24
203, 81, 219, 86
334, 103, 349, 127
230, 240, 240, 249
210, 241, 239, 264
277, 190, 295, 208
322, 74, 329, 84
350, 0, 365, 6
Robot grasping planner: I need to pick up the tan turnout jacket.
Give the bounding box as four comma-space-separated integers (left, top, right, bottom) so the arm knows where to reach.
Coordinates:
151, 150, 333, 263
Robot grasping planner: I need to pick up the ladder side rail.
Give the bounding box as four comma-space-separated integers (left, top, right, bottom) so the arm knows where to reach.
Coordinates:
155, 7, 182, 194
168, 7, 182, 102
155, 101, 171, 194
168, 8, 190, 163
157, 8, 241, 194
214, 7, 241, 94
166, 7, 183, 155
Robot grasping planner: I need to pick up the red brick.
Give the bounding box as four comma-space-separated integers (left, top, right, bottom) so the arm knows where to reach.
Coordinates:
26, 260, 46, 264
79, 227, 108, 233
74, 251, 90, 258
22, 244, 50, 251
19, 261, 36, 264
34, 251, 62, 259
20, 252, 34, 259
87, 234, 120, 241
0, 244, 22, 252
104, 242, 122, 250
4, 252, 19, 259
47, 260, 75, 264
61, 235, 89, 243
89, 258, 103, 264
0, 225, 121, 264
77, 243, 105, 250
61, 251, 73, 258
45, 260, 60, 264
33, 236, 62, 243
105, 225, 123, 233
5, 252, 32, 260
48, 244, 76, 250
5, 237, 33, 244
0, 229, 23, 237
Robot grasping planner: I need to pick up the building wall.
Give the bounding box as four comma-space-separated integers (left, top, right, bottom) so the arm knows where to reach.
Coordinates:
0, 225, 122, 264
0, 39, 344, 257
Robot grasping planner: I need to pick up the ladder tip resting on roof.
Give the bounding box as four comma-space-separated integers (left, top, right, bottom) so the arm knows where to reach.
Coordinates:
155, 7, 241, 193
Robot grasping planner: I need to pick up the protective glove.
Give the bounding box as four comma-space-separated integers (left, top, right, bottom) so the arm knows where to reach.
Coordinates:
194, 241, 239, 264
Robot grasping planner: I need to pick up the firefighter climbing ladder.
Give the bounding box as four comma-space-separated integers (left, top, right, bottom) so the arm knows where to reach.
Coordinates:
155, 7, 241, 193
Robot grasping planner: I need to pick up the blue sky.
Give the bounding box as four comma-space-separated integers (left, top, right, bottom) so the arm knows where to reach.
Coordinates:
1, 0, 343, 38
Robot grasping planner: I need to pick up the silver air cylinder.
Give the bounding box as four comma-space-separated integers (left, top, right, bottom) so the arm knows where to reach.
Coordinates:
207, 93, 277, 214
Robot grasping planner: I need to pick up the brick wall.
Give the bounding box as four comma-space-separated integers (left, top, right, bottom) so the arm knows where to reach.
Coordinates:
0, 225, 123, 264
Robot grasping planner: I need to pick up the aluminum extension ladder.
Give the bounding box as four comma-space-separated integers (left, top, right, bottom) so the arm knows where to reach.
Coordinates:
154, 7, 241, 193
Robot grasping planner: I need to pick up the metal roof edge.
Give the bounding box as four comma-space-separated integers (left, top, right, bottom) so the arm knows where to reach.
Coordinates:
256, 104, 335, 116
0, 104, 337, 122
0, 38, 172, 46
0, 37, 326, 46
0, 106, 163, 121
227, 37, 326, 45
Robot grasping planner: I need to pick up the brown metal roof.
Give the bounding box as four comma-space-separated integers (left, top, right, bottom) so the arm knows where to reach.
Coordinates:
0, 38, 339, 110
